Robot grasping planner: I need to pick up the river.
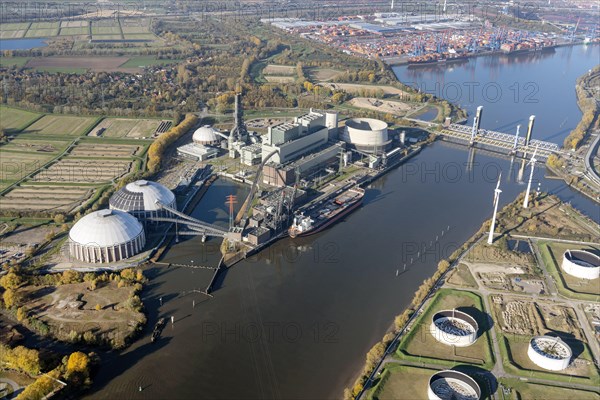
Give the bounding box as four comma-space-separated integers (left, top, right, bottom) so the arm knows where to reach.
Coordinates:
86, 44, 599, 399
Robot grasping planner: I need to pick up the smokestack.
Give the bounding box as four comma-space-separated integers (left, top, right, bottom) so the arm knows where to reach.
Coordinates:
525, 115, 535, 147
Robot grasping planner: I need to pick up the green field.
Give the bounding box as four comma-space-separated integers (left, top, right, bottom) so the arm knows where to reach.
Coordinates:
119, 56, 182, 68
32, 67, 88, 74
25, 28, 59, 38
0, 106, 42, 133
0, 22, 30, 31
122, 34, 157, 41
23, 115, 98, 136
500, 378, 600, 400
59, 27, 89, 36
0, 29, 27, 39
90, 118, 164, 138
0, 57, 31, 68
92, 34, 124, 41
396, 289, 495, 369
367, 365, 437, 400
91, 26, 122, 35
29, 22, 59, 30
538, 241, 600, 300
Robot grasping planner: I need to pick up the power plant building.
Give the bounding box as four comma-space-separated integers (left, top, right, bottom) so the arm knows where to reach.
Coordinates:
109, 180, 176, 222
261, 109, 337, 165
68, 209, 146, 263
341, 118, 391, 154
561, 250, 600, 280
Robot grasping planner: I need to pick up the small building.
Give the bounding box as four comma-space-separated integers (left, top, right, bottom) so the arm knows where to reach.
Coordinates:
246, 226, 271, 246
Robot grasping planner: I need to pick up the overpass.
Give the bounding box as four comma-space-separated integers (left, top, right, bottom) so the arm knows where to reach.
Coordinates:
150, 200, 229, 239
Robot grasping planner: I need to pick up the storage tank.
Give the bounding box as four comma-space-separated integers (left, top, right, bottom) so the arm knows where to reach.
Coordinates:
342, 118, 391, 154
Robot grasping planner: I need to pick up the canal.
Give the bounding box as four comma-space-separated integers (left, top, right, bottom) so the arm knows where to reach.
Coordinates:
87, 44, 599, 399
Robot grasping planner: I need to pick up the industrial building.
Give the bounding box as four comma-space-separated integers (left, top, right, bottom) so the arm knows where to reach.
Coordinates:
428, 370, 481, 400
263, 142, 344, 187
430, 309, 479, 347
177, 142, 219, 161
527, 336, 572, 371
240, 143, 263, 166
68, 209, 146, 263
109, 180, 176, 222
561, 250, 600, 280
342, 118, 391, 154
261, 109, 338, 165
261, 109, 340, 187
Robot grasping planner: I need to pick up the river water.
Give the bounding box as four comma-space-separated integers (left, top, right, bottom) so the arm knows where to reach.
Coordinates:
87, 45, 599, 399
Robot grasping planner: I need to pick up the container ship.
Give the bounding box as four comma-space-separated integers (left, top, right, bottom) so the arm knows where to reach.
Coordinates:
289, 187, 364, 238
407, 53, 469, 67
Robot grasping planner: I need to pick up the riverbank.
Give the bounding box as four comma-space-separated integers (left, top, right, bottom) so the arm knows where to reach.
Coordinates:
352, 191, 600, 399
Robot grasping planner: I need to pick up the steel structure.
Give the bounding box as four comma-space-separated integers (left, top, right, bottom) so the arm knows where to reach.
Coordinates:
150, 201, 228, 238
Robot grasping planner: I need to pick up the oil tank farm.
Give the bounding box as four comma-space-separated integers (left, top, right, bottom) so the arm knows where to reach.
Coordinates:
341, 118, 391, 154
561, 250, 600, 280
428, 370, 481, 400
430, 309, 479, 347
109, 180, 176, 222
527, 335, 572, 371
68, 209, 146, 263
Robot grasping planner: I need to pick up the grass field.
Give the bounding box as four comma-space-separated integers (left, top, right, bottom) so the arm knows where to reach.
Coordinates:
0, 137, 70, 154
118, 57, 182, 68
446, 263, 478, 288
0, 57, 32, 67
0, 106, 42, 133
538, 241, 600, 298
368, 365, 436, 400
499, 378, 600, 400
23, 115, 98, 136
25, 28, 59, 38
396, 289, 495, 369
89, 118, 164, 138
59, 27, 89, 36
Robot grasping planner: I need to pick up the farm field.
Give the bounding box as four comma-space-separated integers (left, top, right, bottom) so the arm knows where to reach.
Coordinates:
0, 184, 94, 213
69, 143, 142, 157
0, 106, 42, 133
0, 151, 55, 181
33, 159, 133, 184
88, 118, 167, 138
323, 82, 409, 96
307, 67, 342, 81
264, 76, 295, 83
0, 137, 70, 154
22, 115, 98, 136
58, 27, 89, 36
118, 57, 181, 68
263, 64, 296, 75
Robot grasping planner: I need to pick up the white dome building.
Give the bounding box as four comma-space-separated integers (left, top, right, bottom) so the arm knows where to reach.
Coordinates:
69, 209, 146, 263
428, 370, 481, 400
527, 336, 572, 371
342, 118, 391, 154
430, 309, 479, 347
192, 125, 221, 146
109, 180, 176, 221
561, 250, 600, 280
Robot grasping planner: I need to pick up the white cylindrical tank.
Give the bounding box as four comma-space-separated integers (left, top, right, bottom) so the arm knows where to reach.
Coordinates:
561, 250, 600, 280
527, 336, 572, 371
342, 118, 390, 154
428, 370, 481, 400
68, 209, 146, 264
325, 111, 338, 130
109, 180, 176, 221
430, 309, 479, 347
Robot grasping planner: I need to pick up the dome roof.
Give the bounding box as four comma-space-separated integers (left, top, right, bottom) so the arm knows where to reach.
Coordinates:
109, 180, 176, 213
69, 209, 144, 247
193, 125, 220, 144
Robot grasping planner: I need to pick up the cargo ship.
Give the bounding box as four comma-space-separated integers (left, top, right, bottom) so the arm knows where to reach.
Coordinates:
407, 54, 469, 67
289, 187, 364, 238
